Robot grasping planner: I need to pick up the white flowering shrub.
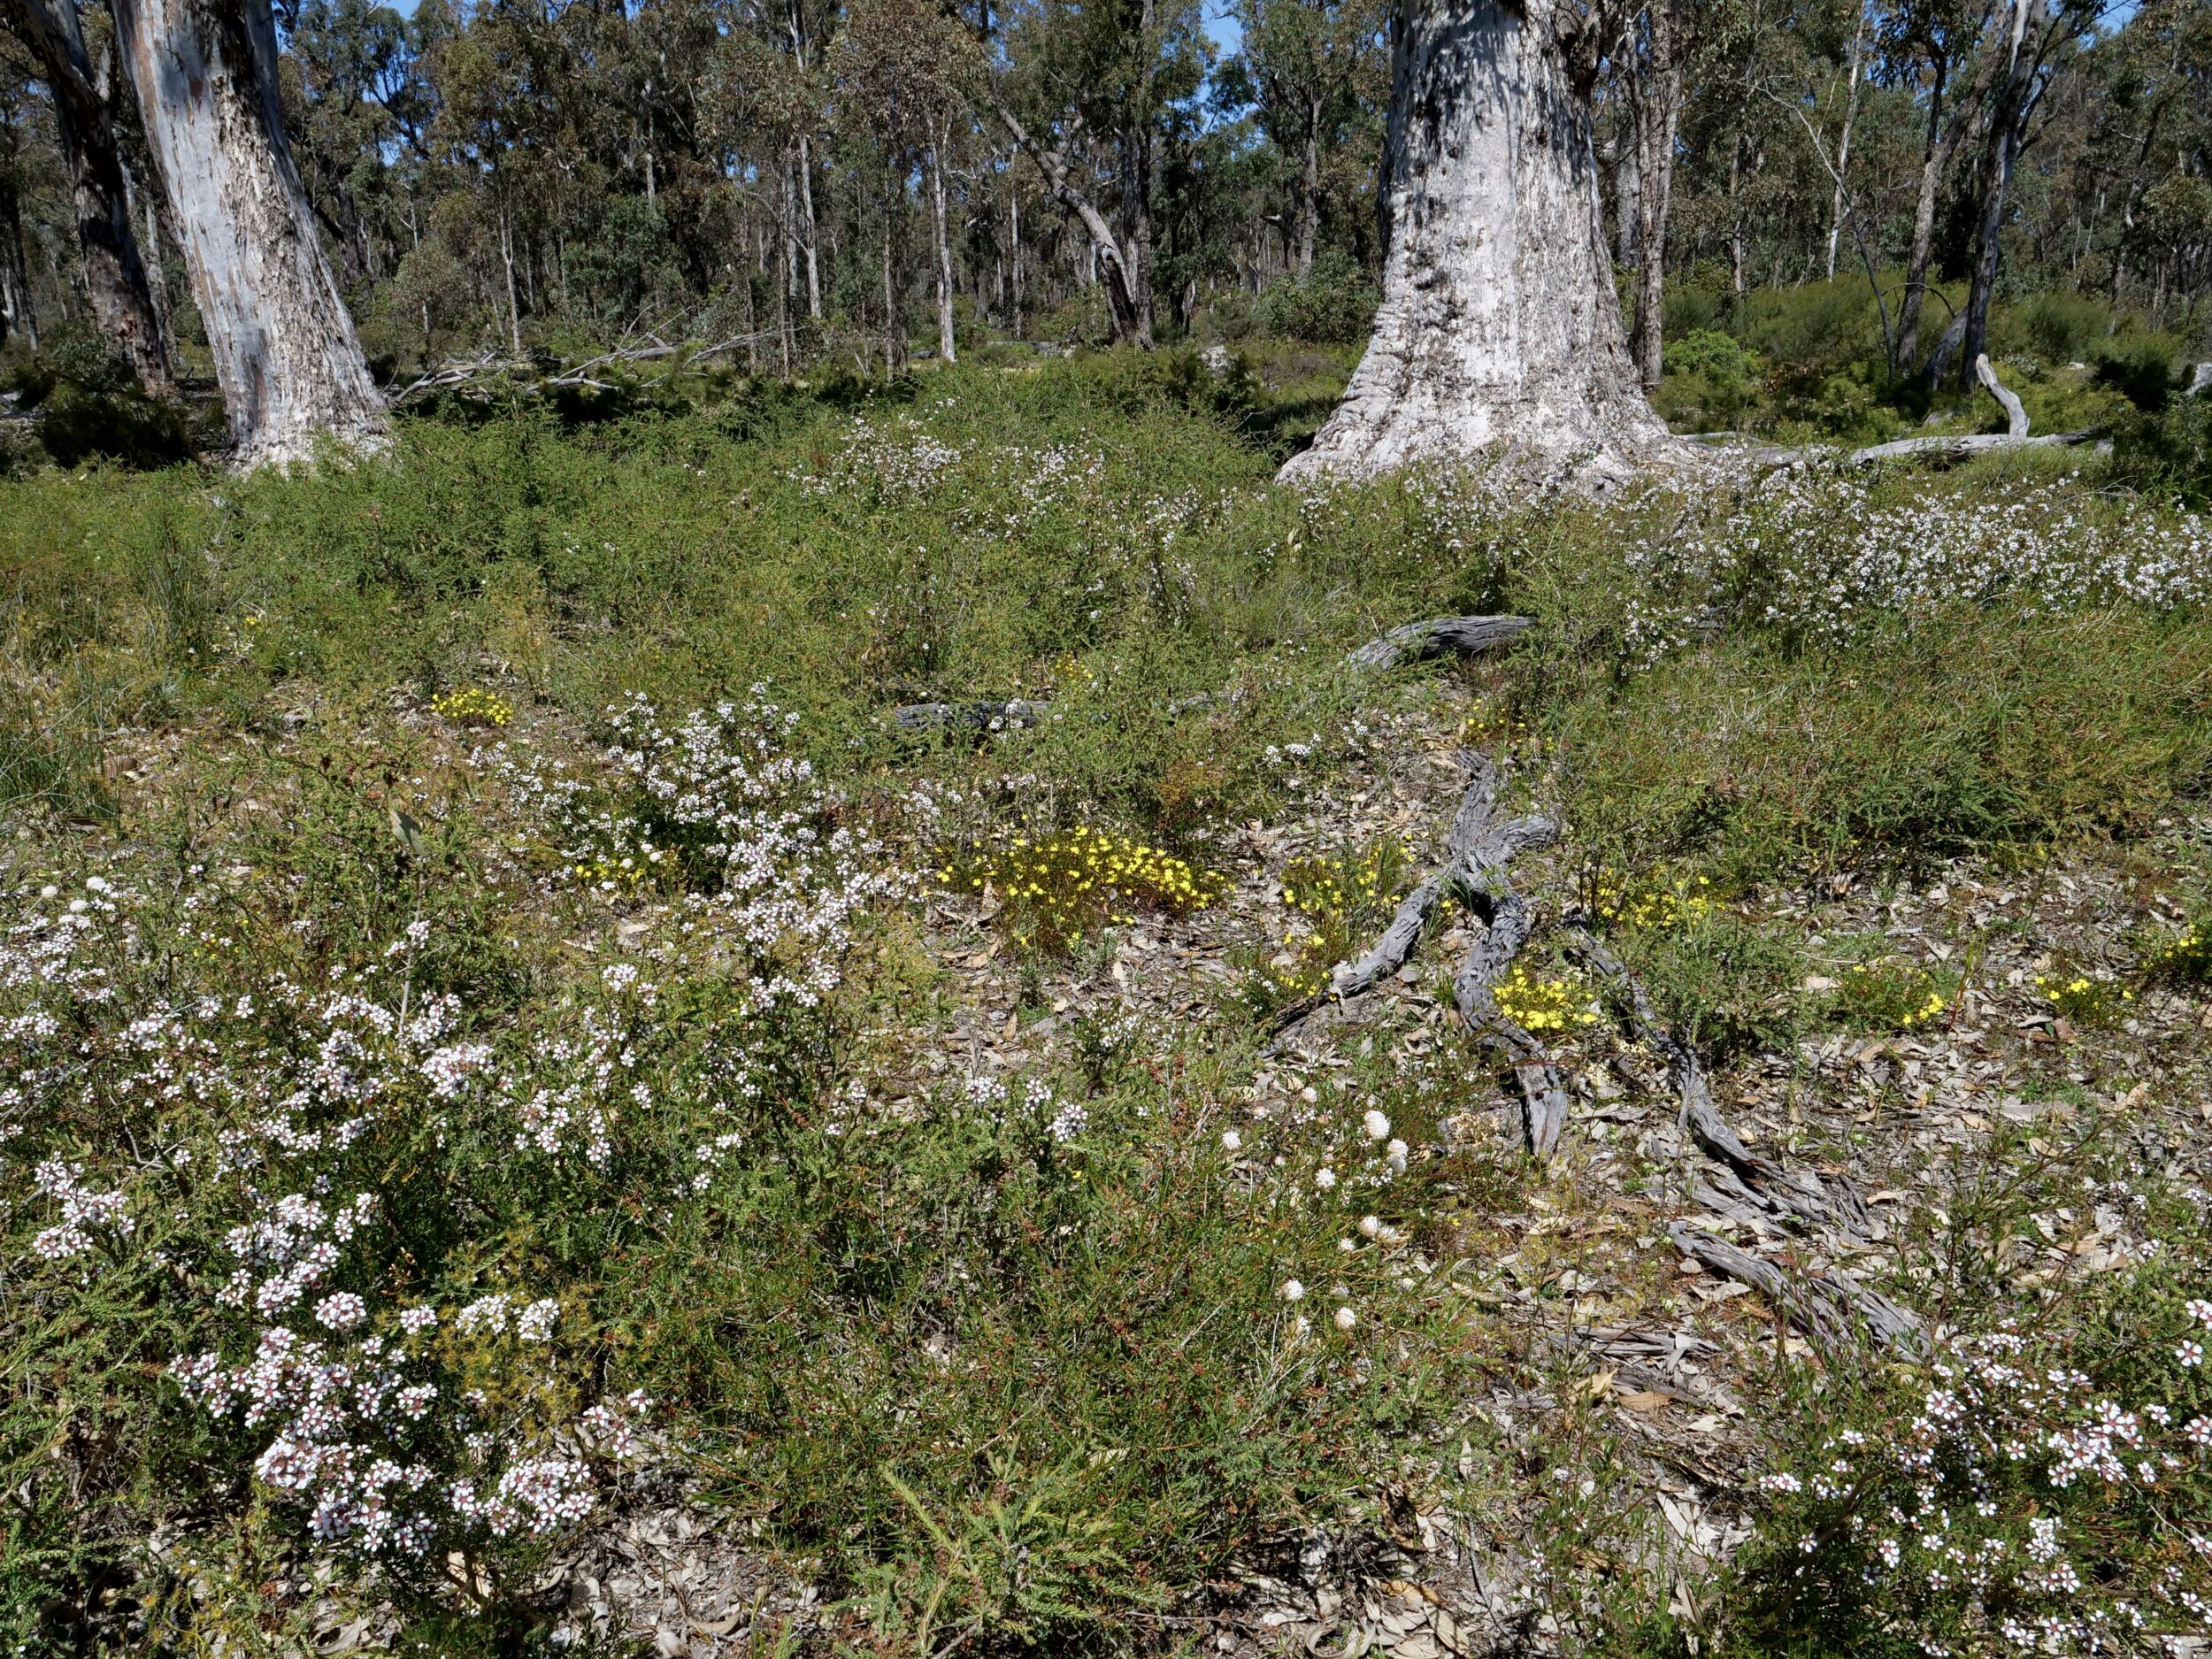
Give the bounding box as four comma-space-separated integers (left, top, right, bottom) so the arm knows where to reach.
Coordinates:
1740, 1184, 2212, 1657
0, 698, 899, 1636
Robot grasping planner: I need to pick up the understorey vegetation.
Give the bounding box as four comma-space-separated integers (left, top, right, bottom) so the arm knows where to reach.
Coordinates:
5, 356, 2212, 1655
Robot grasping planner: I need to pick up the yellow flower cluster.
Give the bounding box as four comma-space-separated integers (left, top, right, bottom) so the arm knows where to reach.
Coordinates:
1587, 870, 1714, 931
1462, 698, 1542, 756
2035, 972, 2132, 1025
431, 687, 514, 727
1279, 842, 1412, 923
2144, 922, 2211, 984
1492, 962, 1600, 1034
1840, 963, 1947, 1028
570, 853, 656, 889
944, 826, 1225, 952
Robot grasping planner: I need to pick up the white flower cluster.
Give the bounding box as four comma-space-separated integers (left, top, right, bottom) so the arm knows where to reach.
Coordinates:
1620, 469, 2212, 660
497, 694, 904, 1013
29, 1157, 134, 1260
1759, 1317, 2212, 1652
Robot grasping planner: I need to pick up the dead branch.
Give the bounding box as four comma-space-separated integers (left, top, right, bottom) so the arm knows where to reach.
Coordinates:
1669, 1225, 1923, 1354
1346, 615, 1533, 673
388, 333, 769, 408
1567, 928, 1868, 1238
1845, 354, 2103, 466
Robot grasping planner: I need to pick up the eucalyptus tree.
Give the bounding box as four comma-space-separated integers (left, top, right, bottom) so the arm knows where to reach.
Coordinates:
1222, 0, 1384, 276
0, 0, 168, 391
109, 0, 386, 462
1283, 0, 1681, 483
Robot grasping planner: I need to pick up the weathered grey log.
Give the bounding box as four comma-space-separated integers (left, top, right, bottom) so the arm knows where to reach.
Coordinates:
890, 698, 1049, 732
1421, 752, 1571, 1157
1569, 928, 1855, 1235
1974, 354, 2030, 440
2187, 363, 2211, 399
1330, 877, 1444, 1000
1670, 1225, 1923, 1354
1454, 889, 1572, 1160
1846, 429, 2101, 465
1347, 614, 1534, 673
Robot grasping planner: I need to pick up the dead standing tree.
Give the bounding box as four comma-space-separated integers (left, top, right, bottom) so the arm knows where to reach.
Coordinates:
108, 0, 387, 466
1282, 0, 1689, 486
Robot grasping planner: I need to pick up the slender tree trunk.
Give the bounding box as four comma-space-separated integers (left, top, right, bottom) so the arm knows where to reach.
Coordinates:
1630, 0, 1680, 389
1826, 6, 1866, 282
1283, 0, 1678, 483
1959, 0, 2039, 384
1009, 179, 1022, 337
498, 204, 522, 353
1726, 129, 1747, 296
995, 96, 1151, 347
0, 101, 35, 349
1897, 74, 1950, 375
138, 175, 171, 358
4, 0, 169, 393
110, 0, 386, 464
796, 133, 821, 321
929, 130, 956, 363
882, 188, 898, 377
1296, 96, 1322, 277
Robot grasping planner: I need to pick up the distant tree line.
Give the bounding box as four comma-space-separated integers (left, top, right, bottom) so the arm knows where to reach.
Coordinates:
0, 0, 2205, 445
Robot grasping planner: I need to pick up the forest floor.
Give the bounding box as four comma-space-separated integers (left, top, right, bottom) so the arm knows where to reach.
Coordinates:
4, 354, 2212, 1657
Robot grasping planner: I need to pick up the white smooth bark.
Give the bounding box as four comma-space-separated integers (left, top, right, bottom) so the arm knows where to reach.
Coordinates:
1282, 0, 1679, 485
111, 0, 388, 467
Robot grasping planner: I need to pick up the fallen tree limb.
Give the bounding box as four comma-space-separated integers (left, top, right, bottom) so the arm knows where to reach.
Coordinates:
388, 333, 769, 408
1845, 428, 2102, 466
1346, 614, 1533, 672
1669, 1225, 1923, 1355
1568, 928, 1868, 1237
1846, 353, 2101, 466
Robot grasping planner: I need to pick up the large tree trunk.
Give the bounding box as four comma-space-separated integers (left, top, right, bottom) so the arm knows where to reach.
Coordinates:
1281, 0, 1678, 485
4, 0, 169, 393
109, 0, 386, 465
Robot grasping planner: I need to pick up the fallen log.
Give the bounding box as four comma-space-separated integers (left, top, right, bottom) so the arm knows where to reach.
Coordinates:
1346, 614, 1533, 672
1847, 354, 2101, 467
1568, 928, 1868, 1237
1670, 1225, 1923, 1355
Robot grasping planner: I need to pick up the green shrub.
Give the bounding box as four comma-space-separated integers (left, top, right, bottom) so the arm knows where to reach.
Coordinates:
1253, 251, 1379, 345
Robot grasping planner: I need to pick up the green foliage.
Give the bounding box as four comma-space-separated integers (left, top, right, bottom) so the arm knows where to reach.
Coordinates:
1253, 252, 1380, 345
1828, 956, 1956, 1033
3, 328, 201, 470
2092, 332, 2181, 411
1617, 910, 1808, 1062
